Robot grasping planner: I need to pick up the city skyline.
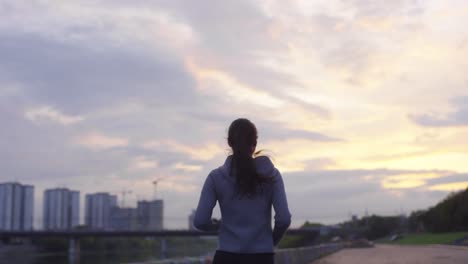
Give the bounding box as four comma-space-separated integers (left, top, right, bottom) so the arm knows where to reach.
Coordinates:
1, 1, 468, 229
0, 181, 167, 230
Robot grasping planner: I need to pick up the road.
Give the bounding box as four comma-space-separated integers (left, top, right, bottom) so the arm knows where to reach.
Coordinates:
313, 244, 468, 264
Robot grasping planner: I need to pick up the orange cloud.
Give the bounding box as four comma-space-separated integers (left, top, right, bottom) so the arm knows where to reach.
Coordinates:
381, 172, 452, 189
185, 57, 285, 108
75, 132, 128, 150
171, 162, 203, 172
129, 156, 158, 170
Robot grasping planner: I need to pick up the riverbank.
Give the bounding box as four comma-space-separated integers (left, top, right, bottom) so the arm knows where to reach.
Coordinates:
313, 244, 468, 264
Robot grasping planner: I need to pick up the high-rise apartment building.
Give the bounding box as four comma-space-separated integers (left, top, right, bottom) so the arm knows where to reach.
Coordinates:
43, 188, 79, 230
85, 192, 118, 230
109, 207, 138, 230
0, 182, 34, 231
137, 200, 163, 230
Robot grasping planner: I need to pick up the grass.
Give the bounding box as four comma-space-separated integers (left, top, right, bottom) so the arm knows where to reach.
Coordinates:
384, 232, 468, 245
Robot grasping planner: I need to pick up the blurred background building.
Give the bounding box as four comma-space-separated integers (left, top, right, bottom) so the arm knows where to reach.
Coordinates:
85, 192, 118, 230
137, 200, 164, 231
0, 183, 165, 231
109, 207, 138, 230
0, 182, 34, 231
43, 188, 79, 230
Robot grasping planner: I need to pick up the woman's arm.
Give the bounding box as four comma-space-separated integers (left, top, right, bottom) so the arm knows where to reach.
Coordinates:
272, 169, 291, 245
193, 172, 219, 231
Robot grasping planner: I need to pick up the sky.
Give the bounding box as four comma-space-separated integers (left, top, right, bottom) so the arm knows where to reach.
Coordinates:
1, 0, 468, 229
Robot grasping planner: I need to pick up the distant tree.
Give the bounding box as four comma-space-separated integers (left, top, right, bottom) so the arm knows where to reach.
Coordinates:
336, 215, 401, 240
421, 188, 468, 232
363, 215, 400, 240
301, 221, 323, 228
277, 221, 326, 248
408, 210, 426, 232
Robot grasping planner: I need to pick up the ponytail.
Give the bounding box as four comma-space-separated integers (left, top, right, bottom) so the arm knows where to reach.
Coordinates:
228, 118, 271, 197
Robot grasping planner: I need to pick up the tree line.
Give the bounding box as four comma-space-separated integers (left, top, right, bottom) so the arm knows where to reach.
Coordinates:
410, 187, 468, 233
281, 187, 468, 247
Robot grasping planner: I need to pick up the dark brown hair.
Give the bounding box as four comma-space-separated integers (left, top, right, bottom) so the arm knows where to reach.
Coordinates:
228, 118, 271, 197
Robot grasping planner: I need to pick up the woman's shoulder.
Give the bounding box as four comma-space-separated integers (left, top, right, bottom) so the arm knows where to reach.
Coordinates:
254, 155, 276, 176
254, 155, 273, 165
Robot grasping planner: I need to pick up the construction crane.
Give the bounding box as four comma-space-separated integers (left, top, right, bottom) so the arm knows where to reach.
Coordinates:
152, 176, 167, 200
121, 189, 133, 207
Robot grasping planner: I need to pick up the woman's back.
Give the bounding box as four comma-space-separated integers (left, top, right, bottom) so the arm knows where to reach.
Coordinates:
193, 118, 291, 263
194, 155, 291, 253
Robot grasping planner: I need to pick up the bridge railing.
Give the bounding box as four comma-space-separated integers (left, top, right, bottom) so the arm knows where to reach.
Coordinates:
0, 228, 318, 238
0, 229, 328, 264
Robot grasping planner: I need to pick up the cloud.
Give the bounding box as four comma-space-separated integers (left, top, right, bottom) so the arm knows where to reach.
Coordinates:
24, 105, 84, 125
262, 126, 341, 142
171, 162, 203, 172
342, 0, 425, 18
302, 158, 337, 170
158, 0, 274, 55
75, 132, 129, 150
0, 98, 132, 183
159, 0, 335, 119
128, 156, 159, 171
426, 173, 468, 185
285, 168, 453, 193
142, 140, 225, 162
0, 31, 197, 113
410, 96, 468, 127
282, 167, 453, 224
184, 112, 340, 143
0, 82, 21, 97
185, 58, 285, 108
381, 172, 446, 189
159, 180, 197, 193
428, 182, 468, 191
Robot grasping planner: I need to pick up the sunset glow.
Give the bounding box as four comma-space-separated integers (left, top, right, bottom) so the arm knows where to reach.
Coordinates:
1, 0, 467, 228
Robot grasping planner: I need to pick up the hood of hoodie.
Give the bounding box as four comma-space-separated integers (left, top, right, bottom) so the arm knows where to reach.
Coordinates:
218, 155, 276, 182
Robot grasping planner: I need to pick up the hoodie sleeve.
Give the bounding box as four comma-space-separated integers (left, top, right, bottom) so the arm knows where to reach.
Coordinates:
193, 172, 219, 231
272, 168, 292, 246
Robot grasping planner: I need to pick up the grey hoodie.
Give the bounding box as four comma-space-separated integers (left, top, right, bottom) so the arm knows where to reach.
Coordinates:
193, 155, 291, 253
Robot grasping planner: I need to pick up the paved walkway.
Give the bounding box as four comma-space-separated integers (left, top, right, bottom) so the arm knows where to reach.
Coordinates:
313, 244, 468, 264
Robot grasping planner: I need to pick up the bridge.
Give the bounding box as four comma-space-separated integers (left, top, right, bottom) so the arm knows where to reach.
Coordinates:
0, 228, 319, 238
0, 228, 320, 263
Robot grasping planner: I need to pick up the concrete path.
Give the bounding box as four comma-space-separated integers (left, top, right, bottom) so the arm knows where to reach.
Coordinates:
313, 244, 468, 264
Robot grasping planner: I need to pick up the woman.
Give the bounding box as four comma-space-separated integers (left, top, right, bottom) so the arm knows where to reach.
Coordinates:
193, 118, 291, 264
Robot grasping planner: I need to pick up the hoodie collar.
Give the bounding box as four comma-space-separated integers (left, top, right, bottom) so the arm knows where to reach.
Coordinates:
220, 155, 234, 178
